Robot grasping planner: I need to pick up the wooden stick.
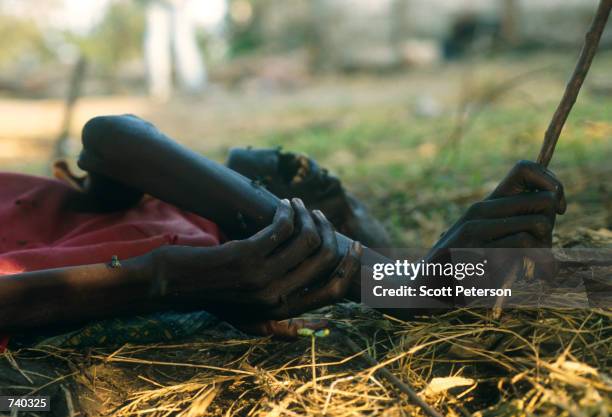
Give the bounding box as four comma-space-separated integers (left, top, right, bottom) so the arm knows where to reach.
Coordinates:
343, 336, 445, 417
537, 0, 612, 167
52, 55, 87, 162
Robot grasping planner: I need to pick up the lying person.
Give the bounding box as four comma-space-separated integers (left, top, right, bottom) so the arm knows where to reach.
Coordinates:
0, 115, 566, 346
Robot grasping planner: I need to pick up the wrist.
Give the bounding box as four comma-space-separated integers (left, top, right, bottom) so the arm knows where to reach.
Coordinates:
148, 245, 219, 309
346, 263, 362, 302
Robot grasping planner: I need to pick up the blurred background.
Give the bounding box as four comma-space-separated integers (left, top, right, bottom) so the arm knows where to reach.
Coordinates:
0, 0, 610, 247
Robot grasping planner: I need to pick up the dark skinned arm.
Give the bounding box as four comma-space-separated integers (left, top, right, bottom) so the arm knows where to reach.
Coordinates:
0, 198, 361, 335
77, 116, 566, 313
0, 115, 361, 336
0, 254, 156, 333
78, 115, 280, 239
0, 115, 567, 334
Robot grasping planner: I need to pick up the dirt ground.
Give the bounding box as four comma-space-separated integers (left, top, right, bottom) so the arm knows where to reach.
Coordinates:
0, 53, 610, 416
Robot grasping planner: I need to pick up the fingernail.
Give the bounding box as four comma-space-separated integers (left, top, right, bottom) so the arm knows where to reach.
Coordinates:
559, 200, 567, 214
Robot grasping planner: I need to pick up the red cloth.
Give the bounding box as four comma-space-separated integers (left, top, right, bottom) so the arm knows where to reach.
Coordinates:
0, 335, 8, 351
0, 172, 222, 351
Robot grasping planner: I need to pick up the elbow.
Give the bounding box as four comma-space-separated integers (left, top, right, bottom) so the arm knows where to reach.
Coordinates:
80, 115, 122, 168
82, 115, 115, 154
82, 114, 160, 155
80, 114, 150, 172
79, 116, 116, 173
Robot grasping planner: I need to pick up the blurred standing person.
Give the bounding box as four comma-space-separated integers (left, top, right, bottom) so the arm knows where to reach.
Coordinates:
144, 0, 206, 100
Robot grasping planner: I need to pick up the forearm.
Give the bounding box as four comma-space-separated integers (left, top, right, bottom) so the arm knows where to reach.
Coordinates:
0, 253, 164, 333
346, 249, 458, 320
76, 116, 427, 314
78, 116, 279, 239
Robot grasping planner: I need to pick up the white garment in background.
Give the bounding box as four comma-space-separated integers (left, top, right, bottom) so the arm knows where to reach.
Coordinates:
144, 0, 207, 100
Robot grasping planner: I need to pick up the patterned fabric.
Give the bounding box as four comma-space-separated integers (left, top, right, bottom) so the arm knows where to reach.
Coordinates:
10, 311, 219, 349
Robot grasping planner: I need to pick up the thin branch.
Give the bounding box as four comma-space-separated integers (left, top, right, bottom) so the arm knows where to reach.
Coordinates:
343, 336, 445, 417
537, 0, 612, 167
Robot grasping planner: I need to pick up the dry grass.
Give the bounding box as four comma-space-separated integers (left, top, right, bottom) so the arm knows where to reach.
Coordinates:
2, 300, 610, 416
